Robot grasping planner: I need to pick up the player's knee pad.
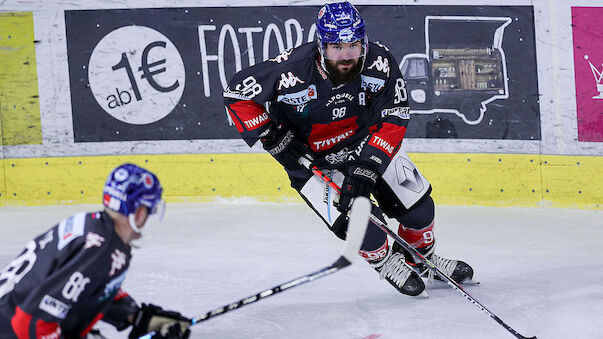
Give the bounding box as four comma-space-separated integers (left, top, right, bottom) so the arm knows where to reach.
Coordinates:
396, 195, 435, 230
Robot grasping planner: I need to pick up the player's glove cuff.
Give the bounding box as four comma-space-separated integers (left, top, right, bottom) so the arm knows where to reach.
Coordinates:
336, 163, 378, 213
128, 304, 191, 339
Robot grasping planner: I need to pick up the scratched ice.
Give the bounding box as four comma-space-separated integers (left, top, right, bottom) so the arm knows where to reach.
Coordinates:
1, 202, 601, 339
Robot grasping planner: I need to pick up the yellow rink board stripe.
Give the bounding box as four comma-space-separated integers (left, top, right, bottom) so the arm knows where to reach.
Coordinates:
0, 12, 42, 146
0, 153, 601, 209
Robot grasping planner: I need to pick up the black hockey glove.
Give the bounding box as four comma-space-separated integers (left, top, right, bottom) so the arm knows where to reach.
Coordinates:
261, 123, 311, 171
128, 304, 191, 339
336, 162, 378, 214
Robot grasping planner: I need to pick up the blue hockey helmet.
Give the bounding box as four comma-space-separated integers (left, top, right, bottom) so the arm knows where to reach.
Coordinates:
103, 163, 163, 219
316, 1, 368, 60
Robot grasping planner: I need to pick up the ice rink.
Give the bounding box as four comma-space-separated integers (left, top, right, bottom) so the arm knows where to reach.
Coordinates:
1, 202, 601, 339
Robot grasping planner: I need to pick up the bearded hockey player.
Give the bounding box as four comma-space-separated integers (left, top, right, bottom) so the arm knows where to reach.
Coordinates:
0, 164, 190, 339
224, 2, 475, 297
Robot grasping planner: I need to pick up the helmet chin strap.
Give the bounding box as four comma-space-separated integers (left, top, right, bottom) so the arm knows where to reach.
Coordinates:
128, 213, 143, 234
319, 54, 330, 75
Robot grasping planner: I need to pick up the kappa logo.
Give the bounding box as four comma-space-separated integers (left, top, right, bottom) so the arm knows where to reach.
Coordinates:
374, 41, 390, 51
278, 72, 305, 90
109, 249, 127, 276
269, 49, 293, 63
83, 232, 105, 250
367, 56, 390, 77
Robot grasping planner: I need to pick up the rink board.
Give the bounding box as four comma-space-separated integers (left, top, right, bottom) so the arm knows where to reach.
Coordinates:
0, 153, 600, 209
0, 12, 42, 146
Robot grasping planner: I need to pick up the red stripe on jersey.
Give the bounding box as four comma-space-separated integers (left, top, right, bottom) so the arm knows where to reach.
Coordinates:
308, 117, 358, 152
79, 313, 104, 338
35, 319, 61, 339
113, 288, 129, 301
368, 122, 406, 157
226, 100, 271, 132
398, 222, 434, 249
11, 307, 32, 339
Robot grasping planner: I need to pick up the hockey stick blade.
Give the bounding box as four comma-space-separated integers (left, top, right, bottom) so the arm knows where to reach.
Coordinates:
136, 197, 371, 338
300, 161, 537, 339
342, 196, 371, 263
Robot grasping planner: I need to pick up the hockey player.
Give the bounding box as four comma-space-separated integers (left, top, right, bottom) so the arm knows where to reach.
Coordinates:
0, 164, 190, 339
224, 2, 474, 297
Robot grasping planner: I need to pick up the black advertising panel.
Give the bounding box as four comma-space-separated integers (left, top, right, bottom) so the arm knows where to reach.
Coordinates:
65, 5, 540, 142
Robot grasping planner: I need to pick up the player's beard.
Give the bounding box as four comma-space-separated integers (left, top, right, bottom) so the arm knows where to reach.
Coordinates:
325, 57, 363, 86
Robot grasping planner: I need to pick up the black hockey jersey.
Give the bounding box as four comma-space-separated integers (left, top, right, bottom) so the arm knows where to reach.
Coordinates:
0, 211, 132, 338
224, 41, 410, 174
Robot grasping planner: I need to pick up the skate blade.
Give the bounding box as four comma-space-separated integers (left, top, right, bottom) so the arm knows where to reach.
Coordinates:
425, 278, 480, 287
417, 291, 429, 298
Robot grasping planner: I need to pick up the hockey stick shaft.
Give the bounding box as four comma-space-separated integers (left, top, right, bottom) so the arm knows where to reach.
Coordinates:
191, 256, 350, 325
136, 197, 370, 338
189, 196, 369, 325
299, 158, 536, 339
137, 263, 347, 339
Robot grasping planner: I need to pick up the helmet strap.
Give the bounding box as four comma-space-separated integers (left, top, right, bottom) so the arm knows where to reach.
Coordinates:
319, 54, 330, 75
128, 213, 143, 234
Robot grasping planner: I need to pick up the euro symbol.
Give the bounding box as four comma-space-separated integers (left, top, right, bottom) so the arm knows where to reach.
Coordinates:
138, 41, 179, 93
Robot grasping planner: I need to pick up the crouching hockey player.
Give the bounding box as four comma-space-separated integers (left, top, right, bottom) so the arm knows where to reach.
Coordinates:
224, 2, 474, 297
0, 164, 190, 339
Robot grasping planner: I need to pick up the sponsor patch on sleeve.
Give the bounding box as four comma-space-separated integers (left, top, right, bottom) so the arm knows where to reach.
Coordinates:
39, 295, 70, 319
381, 106, 410, 119
57, 212, 86, 251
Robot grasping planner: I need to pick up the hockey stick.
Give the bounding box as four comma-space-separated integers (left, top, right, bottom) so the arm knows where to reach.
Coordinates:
299, 157, 537, 339
139, 197, 370, 338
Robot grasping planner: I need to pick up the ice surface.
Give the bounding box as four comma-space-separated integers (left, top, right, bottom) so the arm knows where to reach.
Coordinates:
1, 202, 601, 339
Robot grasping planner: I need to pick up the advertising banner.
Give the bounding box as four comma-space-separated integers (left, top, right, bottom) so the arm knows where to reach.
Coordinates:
65, 5, 540, 142
572, 7, 603, 142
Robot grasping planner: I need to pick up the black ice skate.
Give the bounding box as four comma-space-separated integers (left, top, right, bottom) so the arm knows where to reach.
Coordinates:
370, 249, 426, 297
394, 243, 474, 284
415, 253, 474, 284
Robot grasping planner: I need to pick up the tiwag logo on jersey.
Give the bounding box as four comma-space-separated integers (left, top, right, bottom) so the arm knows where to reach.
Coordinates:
226, 100, 271, 133
371, 136, 395, 154
309, 117, 358, 152
244, 112, 270, 129
278, 72, 305, 90
368, 122, 406, 157
367, 56, 390, 77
